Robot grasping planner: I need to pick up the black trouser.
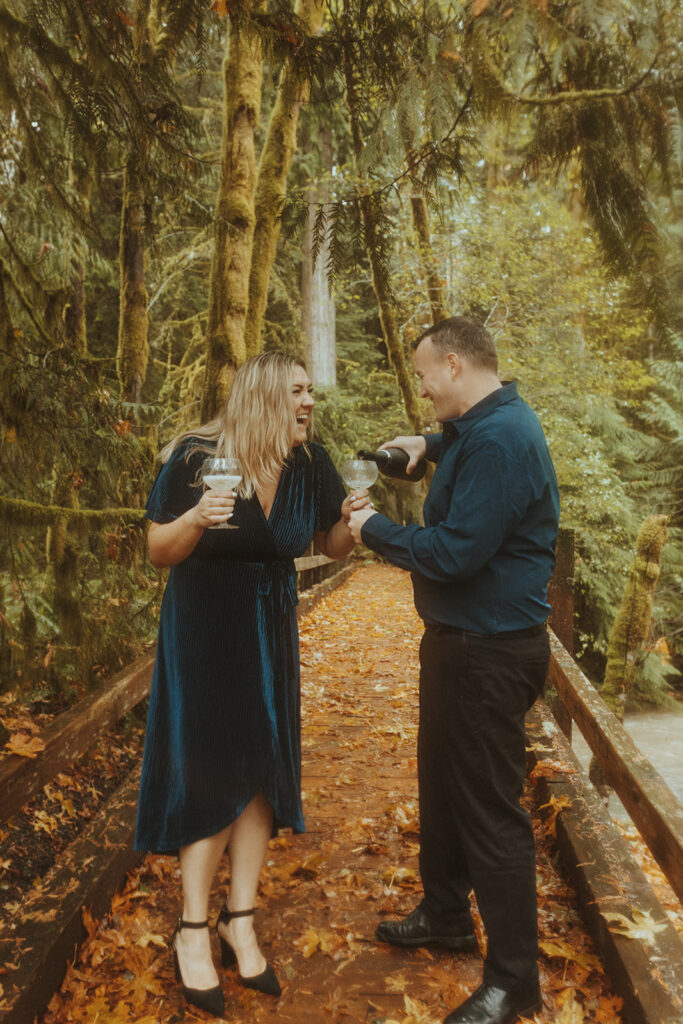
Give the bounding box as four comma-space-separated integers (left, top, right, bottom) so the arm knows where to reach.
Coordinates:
418, 623, 549, 991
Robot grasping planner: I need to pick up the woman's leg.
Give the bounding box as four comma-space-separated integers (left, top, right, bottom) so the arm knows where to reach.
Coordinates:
176, 824, 231, 989
218, 792, 274, 977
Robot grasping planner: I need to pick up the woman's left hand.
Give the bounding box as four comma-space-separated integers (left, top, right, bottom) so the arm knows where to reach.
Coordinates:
341, 488, 374, 524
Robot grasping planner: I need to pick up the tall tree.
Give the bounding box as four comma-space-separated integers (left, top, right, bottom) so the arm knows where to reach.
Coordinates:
244, 0, 326, 357
202, 0, 264, 421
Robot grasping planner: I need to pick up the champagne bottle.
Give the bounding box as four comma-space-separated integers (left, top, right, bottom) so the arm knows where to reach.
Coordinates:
357, 447, 427, 481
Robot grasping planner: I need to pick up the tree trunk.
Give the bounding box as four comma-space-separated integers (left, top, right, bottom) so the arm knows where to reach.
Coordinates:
64, 160, 90, 356
116, 0, 152, 411
244, 0, 325, 357
117, 146, 149, 407
201, 2, 264, 421
301, 123, 336, 387
410, 192, 447, 325
343, 46, 422, 432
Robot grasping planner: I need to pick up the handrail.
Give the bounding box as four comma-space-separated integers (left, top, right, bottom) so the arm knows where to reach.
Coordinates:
0, 553, 344, 825
547, 627, 683, 902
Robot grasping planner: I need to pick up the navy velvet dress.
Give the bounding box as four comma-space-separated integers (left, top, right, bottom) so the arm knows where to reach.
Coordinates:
135, 440, 346, 854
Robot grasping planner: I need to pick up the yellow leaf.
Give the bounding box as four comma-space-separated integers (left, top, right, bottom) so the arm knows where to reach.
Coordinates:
554, 988, 586, 1023
539, 938, 601, 971
603, 908, 668, 944
4, 731, 46, 759
135, 930, 166, 949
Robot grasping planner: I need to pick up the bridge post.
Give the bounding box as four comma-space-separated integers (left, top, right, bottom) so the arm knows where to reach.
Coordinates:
546, 526, 575, 738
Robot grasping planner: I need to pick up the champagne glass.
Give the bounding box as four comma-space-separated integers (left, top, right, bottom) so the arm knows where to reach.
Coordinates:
340, 458, 378, 495
201, 457, 242, 530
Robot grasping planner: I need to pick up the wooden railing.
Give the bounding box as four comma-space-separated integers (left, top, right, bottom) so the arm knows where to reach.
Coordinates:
0, 553, 353, 1024
534, 529, 683, 1024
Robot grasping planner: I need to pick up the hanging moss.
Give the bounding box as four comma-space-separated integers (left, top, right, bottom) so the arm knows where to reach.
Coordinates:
601, 514, 669, 717
0, 495, 146, 527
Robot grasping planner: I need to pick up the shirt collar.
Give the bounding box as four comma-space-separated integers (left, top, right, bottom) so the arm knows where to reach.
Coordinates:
442, 381, 518, 438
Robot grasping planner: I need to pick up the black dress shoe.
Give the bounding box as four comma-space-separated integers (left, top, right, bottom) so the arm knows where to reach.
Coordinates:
375, 904, 477, 951
443, 981, 542, 1024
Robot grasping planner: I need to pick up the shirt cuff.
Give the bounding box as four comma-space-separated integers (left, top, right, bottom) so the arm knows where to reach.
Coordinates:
423, 432, 442, 462
360, 511, 396, 550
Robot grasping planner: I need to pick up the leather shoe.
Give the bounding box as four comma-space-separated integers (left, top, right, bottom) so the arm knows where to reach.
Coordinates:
443, 981, 542, 1024
375, 904, 477, 952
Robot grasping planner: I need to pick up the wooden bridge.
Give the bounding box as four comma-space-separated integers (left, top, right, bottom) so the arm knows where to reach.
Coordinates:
0, 547, 681, 1024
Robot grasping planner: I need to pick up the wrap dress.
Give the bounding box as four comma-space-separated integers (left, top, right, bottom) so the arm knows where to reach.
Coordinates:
134, 439, 346, 854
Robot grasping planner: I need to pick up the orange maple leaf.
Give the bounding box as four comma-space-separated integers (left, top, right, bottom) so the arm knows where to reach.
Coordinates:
4, 731, 46, 759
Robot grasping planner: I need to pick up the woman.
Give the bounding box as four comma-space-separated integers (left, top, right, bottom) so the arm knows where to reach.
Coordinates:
135, 352, 367, 1015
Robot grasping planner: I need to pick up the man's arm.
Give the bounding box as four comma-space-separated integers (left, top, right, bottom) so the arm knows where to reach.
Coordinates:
352, 442, 529, 583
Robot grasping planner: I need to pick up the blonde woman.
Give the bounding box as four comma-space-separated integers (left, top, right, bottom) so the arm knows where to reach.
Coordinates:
135, 352, 366, 1015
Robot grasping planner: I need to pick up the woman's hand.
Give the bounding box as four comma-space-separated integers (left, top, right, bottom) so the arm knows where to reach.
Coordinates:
341, 488, 373, 524
190, 487, 236, 529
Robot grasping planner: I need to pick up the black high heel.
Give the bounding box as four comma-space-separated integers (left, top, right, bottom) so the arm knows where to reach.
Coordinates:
217, 906, 281, 997
172, 918, 225, 1017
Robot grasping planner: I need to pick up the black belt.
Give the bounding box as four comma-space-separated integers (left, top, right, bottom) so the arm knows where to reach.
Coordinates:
426, 622, 547, 640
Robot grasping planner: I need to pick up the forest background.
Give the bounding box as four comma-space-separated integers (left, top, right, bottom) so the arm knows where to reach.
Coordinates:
0, 0, 681, 718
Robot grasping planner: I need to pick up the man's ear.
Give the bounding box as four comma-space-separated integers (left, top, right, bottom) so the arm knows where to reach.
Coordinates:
446, 351, 461, 379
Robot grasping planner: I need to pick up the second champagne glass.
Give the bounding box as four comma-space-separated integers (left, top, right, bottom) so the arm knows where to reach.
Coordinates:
340, 458, 378, 495
201, 457, 242, 530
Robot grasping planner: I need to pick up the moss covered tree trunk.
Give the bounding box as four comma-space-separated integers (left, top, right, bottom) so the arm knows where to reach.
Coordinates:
244, 0, 325, 357
116, 0, 152, 411
117, 148, 149, 408
202, 3, 264, 421
601, 514, 669, 718
343, 46, 422, 433
410, 192, 447, 324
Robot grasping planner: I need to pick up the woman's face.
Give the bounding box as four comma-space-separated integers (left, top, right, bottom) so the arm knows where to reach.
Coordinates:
290, 364, 315, 446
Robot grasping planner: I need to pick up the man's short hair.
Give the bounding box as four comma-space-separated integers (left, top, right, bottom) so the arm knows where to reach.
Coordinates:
413, 316, 498, 374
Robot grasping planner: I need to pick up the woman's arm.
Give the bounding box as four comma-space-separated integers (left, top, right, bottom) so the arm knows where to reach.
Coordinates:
147, 487, 235, 567
313, 491, 372, 559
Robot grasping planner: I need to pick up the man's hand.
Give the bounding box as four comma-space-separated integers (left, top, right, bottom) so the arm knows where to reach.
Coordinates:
348, 507, 378, 544
380, 435, 427, 472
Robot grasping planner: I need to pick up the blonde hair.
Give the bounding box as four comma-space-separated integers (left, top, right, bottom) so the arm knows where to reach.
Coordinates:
159, 351, 309, 497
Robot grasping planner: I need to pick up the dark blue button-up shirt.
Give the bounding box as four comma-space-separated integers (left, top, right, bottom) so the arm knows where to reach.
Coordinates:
361, 382, 560, 633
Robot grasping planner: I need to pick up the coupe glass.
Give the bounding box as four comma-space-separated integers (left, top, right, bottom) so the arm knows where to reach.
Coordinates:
340, 458, 378, 494
201, 457, 242, 530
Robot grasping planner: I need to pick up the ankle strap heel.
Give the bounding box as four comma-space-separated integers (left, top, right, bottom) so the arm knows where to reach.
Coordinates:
216, 905, 281, 997
171, 918, 224, 1016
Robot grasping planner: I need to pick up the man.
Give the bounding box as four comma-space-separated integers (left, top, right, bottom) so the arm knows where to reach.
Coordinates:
348, 317, 560, 1024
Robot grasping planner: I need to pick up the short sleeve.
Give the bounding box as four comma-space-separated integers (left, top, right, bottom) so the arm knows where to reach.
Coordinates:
312, 444, 347, 534
145, 441, 205, 524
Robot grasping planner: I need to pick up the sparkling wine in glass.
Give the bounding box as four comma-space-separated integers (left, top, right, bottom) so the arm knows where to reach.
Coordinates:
201, 457, 242, 530
340, 458, 378, 494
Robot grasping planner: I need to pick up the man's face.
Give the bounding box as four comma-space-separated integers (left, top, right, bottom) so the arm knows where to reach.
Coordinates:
414, 338, 459, 422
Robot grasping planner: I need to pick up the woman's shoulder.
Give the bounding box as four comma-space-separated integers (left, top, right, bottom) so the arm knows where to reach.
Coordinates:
162, 436, 213, 465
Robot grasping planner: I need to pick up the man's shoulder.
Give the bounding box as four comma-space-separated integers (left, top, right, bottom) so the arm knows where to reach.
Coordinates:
468, 395, 548, 456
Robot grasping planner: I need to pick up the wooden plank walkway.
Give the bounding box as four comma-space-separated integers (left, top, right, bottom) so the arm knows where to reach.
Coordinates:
40, 565, 625, 1024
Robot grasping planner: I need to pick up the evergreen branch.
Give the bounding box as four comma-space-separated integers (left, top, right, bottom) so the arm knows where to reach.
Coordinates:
0, 255, 54, 347
374, 86, 473, 198
513, 57, 664, 107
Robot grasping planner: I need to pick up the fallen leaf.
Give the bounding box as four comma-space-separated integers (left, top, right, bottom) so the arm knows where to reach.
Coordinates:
603, 908, 668, 944
4, 732, 46, 759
